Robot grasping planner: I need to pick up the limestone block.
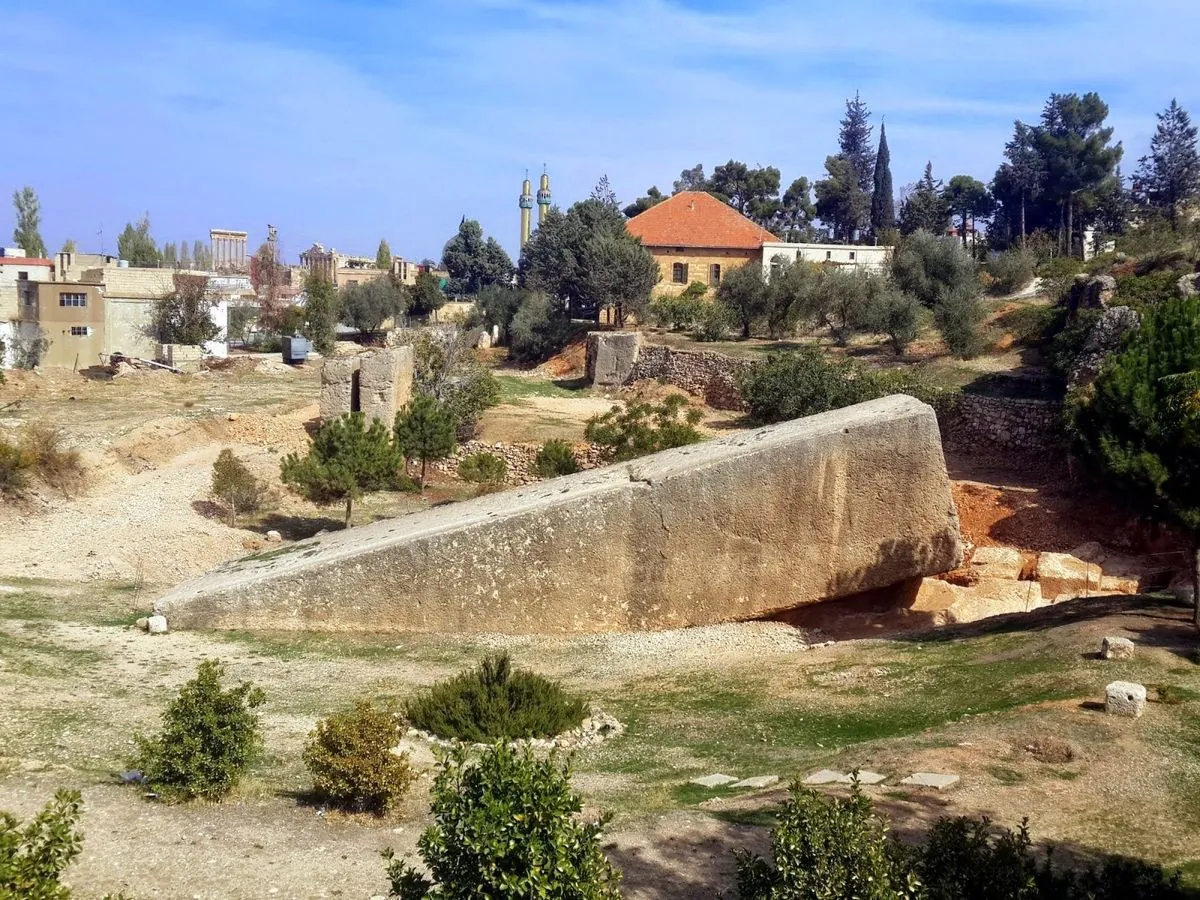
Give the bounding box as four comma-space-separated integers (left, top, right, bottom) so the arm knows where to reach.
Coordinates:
899, 772, 959, 789
907, 577, 960, 613
586, 332, 644, 388
1105, 681, 1146, 718
154, 395, 964, 635
971, 546, 1024, 581
691, 774, 738, 788
803, 769, 844, 785
1036, 552, 1101, 600
1069, 541, 1107, 564
147, 615, 168, 635
943, 579, 1045, 625
1101, 636, 1135, 660
320, 356, 361, 421
359, 347, 414, 425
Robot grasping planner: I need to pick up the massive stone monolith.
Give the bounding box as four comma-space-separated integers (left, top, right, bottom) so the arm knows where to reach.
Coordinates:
156, 395, 962, 634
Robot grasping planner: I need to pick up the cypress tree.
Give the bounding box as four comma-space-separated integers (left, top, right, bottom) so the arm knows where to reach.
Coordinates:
870, 122, 895, 235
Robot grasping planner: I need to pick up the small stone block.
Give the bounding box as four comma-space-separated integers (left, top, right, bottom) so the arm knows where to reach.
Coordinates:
802, 769, 845, 785
690, 774, 738, 788
837, 771, 887, 785
899, 772, 959, 789
265, 530, 283, 543
146, 615, 168, 635
1101, 636, 1135, 660
1105, 681, 1146, 718
731, 775, 780, 789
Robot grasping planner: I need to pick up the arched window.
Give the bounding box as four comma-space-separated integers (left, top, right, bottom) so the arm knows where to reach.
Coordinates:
672, 262, 688, 283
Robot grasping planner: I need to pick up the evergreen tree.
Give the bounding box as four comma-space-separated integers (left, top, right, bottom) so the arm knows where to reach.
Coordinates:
441, 219, 514, 295
193, 239, 208, 271
899, 163, 950, 235
302, 272, 340, 354
815, 155, 869, 242
995, 120, 1044, 247
1069, 296, 1200, 631
1135, 99, 1200, 227
839, 91, 875, 195
945, 176, 995, 246
623, 186, 665, 219
870, 122, 895, 235
590, 175, 619, 210
410, 270, 447, 318
709, 160, 782, 223
672, 164, 708, 194
179, 240, 191, 268
775, 177, 817, 242
60, 238, 77, 254
376, 239, 393, 271
11, 186, 47, 258
117, 213, 160, 267
281, 413, 405, 525
393, 394, 456, 489
162, 242, 178, 267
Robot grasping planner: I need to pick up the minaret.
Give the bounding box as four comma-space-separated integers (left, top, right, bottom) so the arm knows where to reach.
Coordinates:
536, 168, 551, 226
519, 174, 534, 248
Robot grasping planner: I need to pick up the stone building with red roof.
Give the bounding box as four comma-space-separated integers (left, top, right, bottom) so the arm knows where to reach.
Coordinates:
625, 191, 778, 297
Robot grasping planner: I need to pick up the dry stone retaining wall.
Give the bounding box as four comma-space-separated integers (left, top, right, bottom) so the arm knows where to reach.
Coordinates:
938, 394, 1064, 452
155, 395, 963, 635
435, 440, 606, 485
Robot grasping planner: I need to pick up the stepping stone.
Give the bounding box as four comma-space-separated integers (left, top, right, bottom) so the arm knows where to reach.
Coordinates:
690, 773, 738, 788
731, 775, 780, 789
899, 772, 959, 789
836, 771, 887, 785
802, 769, 845, 785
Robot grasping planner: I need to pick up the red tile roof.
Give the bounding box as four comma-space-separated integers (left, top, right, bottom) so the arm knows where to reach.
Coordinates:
0, 257, 53, 266
626, 191, 777, 250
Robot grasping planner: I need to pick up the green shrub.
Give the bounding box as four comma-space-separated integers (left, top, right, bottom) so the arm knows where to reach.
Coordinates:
1037, 256, 1086, 303
736, 782, 917, 900
0, 790, 83, 899
585, 394, 704, 461
934, 289, 987, 358
211, 448, 267, 525
739, 348, 876, 425
133, 660, 266, 802
404, 652, 587, 743
509, 293, 573, 363
650, 290, 706, 330
302, 700, 414, 815
407, 331, 501, 439
0, 438, 33, 498
1116, 270, 1181, 308
984, 250, 1036, 295
534, 439, 581, 478
869, 285, 923, 354
457, 451, 507, 485
385, 742, 620, 899
693, 300, 734, 342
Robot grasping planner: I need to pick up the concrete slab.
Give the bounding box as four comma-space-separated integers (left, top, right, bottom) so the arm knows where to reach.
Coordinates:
802, 769, 845, 785
836, 771, 887, 785
690, 774, 739, 788
731, 775, 780, 789
899, 772, 959, 789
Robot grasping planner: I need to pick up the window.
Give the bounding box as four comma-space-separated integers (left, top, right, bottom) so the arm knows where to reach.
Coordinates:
671, 262, 688, 284
849, 251, 856, 261
59, 292, 87, 307
69, 326, 92, 336
825, 250, 832, 261
17, 271, 28, 281
769, 262, 782, 280
709, 264, 721, 286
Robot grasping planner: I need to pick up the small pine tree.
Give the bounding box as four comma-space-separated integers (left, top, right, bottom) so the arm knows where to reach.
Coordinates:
585, 394, 704, 461
385, 743, 620, 899
132, 660, 266, 802
280, 413, 405, 525
211, 448, 266, 526
394, 395, 456, 489
534, 439, 581, 478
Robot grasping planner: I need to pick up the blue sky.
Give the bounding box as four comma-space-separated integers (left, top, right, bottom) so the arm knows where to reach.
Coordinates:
3, 0, 1198, 262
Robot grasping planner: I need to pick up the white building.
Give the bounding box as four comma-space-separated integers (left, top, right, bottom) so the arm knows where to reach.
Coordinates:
762, 241, 893, 276
0, 249, 55, 368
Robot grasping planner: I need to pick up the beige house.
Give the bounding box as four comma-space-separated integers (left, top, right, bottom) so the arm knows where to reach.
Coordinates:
32, 281, 106, 369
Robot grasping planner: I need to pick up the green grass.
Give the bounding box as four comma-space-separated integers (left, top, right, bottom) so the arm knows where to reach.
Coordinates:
495, 375, 589, 403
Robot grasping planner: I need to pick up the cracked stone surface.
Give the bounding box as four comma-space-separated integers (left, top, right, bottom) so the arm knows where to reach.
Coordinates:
900, 773, 960, 789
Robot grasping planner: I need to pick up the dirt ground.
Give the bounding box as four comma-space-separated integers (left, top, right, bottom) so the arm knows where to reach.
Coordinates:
3, 352, 1199, 898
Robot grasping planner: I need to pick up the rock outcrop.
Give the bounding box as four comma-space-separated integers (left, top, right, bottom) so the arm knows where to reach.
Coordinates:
156, 395, 963, 634
1068, 306, 1140, 389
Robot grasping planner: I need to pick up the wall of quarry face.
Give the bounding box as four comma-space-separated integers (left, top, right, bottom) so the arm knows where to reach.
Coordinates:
155, 395, 963, 634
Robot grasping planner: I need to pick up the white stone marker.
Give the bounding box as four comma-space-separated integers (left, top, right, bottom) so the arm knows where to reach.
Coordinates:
690, 774, 739, 788
1105, 681, 1146, 718
1100, 637, 1135, 660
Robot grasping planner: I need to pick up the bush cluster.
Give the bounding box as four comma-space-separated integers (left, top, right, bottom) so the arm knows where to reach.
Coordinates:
585, 394, 704, 461
457, 451, 507, 485
0, 423, 86, 500
302, 700, 414, 815
739, 347, 955, 425
509, 293, 575, 363
650, 284, 708, 331
533, 439, 581, 478
132, 660, 266, 802
737, 783, 1194, 900
386, 743, 620, 900
211, 448, 267, 526
984, 249, 1037, 295
404, 652, 587, 743
693, 301, 735, 342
